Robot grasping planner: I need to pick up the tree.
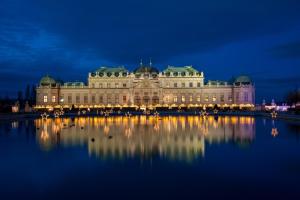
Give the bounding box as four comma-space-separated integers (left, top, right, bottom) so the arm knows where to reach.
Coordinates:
25, 84, 30, 101
30, 85, 36, 104
17, 90, 23, 102
285, 89, 300, 105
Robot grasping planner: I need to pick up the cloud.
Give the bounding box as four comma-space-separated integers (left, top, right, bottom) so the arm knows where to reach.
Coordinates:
2, 0, 300, 64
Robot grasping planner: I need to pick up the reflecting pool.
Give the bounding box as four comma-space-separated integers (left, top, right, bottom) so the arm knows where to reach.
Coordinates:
1, 116, 300, 199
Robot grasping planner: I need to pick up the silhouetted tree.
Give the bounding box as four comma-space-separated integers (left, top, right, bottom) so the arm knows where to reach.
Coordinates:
25, 84, 30, 101
30, 85, 36, 105
17, 90, 23, 102
285, 89, 300, 105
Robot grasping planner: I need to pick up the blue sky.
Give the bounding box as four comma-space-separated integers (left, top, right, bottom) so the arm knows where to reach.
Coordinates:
0, 0, 300, 102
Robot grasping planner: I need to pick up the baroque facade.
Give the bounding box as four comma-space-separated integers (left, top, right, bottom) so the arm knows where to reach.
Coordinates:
36, 63, 255, 109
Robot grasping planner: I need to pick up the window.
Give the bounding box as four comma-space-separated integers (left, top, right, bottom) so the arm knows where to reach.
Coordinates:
99, 96, 103, 103
91, 83, 95, 88
197, 82, 201, 87
115, 95, 119, 103
166, 82, 170, 88
107, 83, 111, 88
189, 95, 193, 102
68, 95, 72, 103
236, 92, 240, 102
174, 83, 178, 88
99, 83, 103, 88
43, 96, 48, 103
212, 94, 216, 102
60, 96, 64, 103
196, 95, 201, 102
107, 95, 112, 103
181, 82, 185, 88
76, 96, 80, 103
228, 95, 232, 102
189, 82, 193, 87
165, 96, 169, 103
115, 83, 119, 88
123, 83, 126, 88
204, 94, 209, 102
52, 96, 56, 102
181, 96, 185, 102
174, 96, 178, 103
123, 95, 127, 103
84, 96, 88, 104
220, 94, 225, 102
244, 92, 248, 102
92, 95, 96, 103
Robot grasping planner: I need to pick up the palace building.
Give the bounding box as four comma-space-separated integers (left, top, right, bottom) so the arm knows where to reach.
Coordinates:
36, 62, 255, 109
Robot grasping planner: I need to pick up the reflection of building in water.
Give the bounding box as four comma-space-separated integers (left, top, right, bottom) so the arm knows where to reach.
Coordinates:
35, 116, 255, 161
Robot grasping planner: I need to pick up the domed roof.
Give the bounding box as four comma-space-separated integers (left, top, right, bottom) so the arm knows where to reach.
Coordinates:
234, 75, 252, 83
40, 75, 56, 86
133, 65, 159, 74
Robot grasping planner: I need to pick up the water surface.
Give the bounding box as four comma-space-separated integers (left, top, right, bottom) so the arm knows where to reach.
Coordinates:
1, 116, 300, 199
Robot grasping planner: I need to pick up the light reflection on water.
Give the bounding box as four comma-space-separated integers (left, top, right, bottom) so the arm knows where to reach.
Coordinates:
33, 116, 255, 161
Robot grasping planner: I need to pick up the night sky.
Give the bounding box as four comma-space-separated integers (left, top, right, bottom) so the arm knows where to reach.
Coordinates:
0, 0, 300, 102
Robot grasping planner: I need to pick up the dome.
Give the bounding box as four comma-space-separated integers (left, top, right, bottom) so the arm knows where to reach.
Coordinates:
40, 75, 56, 86
234, 75, 252, 85
133, 65, 159, 74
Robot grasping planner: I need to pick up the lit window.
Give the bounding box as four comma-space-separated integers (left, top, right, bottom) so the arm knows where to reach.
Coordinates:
165, 96, 169, 103
115, 83, 119, 88
189, 96, 193, 102
52, 96, 56, 102
43, 96, 48, 103
204, 94, 209, 102
197, 96, 201, 102
228, 95, 232, 102
181, 96, 185, 102
174, 96, 177, 103
212, 94, 216, 102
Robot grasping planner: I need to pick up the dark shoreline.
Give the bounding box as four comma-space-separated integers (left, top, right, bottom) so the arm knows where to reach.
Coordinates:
1, 111, 300, 122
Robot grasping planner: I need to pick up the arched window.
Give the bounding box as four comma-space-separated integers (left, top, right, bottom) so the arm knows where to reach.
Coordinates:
152, 96, 159, 104
134, 96, 141, 105
143, 96, 150, 104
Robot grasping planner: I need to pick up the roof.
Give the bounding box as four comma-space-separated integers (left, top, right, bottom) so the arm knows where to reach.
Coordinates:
64, 82, 85, 87
234, 75, 252, 83
94, 66, 128, 73
163, 66, 199, 74
133, 65, 159, 74
40, 75, 56, 86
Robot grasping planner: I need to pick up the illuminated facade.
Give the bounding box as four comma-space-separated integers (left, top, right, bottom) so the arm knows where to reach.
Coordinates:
36, 63, 255, 109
